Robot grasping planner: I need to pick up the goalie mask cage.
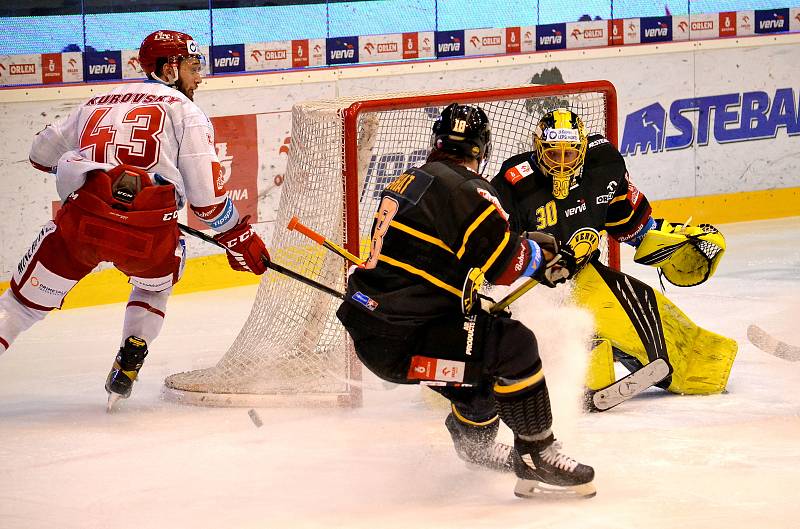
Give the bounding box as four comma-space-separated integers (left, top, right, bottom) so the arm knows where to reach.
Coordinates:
164, 80, 619, 408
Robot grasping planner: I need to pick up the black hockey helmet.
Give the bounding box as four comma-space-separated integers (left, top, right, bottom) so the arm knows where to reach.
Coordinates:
431, 103, 492, 162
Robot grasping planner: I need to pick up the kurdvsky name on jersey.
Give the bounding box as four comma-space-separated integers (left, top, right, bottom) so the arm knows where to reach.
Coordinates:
620, 88, 800, 156
327, 37, 359, 65
640, 16, 672, 43
435, 30, 465, 58
754, 8, 789, 34
536, 23, 566, 51
84, 51, 122, 81
211, 44, 245, 73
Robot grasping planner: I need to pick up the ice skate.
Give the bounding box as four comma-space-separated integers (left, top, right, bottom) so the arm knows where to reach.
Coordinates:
105, 336, 148, 411
445, 412, 513, 473
512, 435, 595, 499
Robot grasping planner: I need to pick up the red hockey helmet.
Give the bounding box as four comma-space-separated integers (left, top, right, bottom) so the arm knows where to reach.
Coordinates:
138, 30, 202, 77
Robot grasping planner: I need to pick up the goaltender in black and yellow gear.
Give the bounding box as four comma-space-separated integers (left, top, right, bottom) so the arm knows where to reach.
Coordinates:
491, 112, 738, 409
575, 262, 737, 395
633, 219, 726, 287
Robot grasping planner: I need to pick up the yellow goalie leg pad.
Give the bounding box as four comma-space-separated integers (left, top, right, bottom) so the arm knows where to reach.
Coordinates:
572, 264, 738, 395
586, 339, 616, 391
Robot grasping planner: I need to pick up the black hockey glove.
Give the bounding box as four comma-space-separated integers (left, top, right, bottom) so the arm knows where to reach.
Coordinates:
524, 231, 577, 288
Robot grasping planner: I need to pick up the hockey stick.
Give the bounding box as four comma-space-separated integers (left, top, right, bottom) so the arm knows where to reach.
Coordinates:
490, 278, 539, 314
747, 325, 800, 362
287, 216, 365, 266
177, 223, 344, 300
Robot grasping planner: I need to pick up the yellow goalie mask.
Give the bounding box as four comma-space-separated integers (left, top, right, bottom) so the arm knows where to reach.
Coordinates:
533, 108, 588, 199
633, 220, 726, 287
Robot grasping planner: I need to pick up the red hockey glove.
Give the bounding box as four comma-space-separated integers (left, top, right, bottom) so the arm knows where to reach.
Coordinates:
213, 216, 269, 275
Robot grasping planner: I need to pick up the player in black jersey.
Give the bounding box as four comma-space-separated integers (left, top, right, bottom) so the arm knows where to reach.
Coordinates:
490, 108, 735, 411
337, 103, 595, 499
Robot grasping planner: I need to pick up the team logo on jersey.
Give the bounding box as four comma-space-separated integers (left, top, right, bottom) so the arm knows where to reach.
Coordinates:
476, 188, 509, 220
567, 228, 601, 267
504, 160, 533, 185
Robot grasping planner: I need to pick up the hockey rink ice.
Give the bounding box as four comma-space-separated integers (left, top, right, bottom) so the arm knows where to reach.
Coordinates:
1, 216, 798, 529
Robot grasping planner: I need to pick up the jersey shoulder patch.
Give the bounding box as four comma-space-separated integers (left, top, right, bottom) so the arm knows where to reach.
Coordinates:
504, 160, 535, 185
383, 166, 434, 205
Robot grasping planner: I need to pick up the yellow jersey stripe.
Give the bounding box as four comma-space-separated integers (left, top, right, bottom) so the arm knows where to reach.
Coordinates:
457, 205, 496, 259
389, 220, 454, 254
451, 404, 499, 426
605, 208, 636, 227
610, 194, 628, 204
481, 230, 510, 272
378, 255, 462, 297
493, 369, 545, 394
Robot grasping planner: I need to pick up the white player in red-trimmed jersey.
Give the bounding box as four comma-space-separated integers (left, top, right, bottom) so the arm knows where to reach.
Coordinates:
0, 30, 269, 410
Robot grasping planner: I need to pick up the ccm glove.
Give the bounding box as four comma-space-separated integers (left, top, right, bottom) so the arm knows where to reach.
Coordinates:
524, 231, 577, 288
214, 215, 269, 275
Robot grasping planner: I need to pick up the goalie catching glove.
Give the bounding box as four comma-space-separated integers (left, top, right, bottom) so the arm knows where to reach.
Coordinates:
213, 215, 269, 275
524, 231, 577, 288
633, 219, 725, 287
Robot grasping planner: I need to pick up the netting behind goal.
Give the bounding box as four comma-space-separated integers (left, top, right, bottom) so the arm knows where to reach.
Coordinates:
164, 81, 619, 407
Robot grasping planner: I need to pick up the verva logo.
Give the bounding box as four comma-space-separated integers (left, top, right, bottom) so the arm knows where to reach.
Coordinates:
215, 51, 240, 68
643, 23, 669, 38
10, 63, 35, 75
438, 37, 461, 53
330, 48, 354, 60
539, 32, 562, 45
759, 15, 785, 30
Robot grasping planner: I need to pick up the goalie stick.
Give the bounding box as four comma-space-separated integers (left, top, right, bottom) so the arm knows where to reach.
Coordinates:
177, 223, 344, 300
587, 358, 672, 412
747, 325, 800, 362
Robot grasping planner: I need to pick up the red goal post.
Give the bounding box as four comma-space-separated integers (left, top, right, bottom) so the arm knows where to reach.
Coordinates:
163, 80, 619, 408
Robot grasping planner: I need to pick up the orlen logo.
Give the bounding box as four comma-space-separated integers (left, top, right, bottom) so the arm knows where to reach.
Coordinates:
678, 21, 689, 33
691, 20, 714, 31
127, 56, 142, 73
481, 36, 502, 46
573, 28, 604, 39
438, 36, 461, 53
644, 22, 669, 38
377, 42, 397, 53
252, 49, 287, 61
10, 63, 35, 75
88, 57, 116, 75
760, 14, 785, 30
539, 29, 562, 45
741, 15, 752, 29
66, 58, 79, 74
215, 50, 240, 68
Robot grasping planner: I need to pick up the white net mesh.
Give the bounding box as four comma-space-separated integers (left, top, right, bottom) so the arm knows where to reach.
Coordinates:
164, 83, 616, 407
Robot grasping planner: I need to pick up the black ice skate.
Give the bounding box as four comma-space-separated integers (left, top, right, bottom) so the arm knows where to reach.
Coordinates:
445, 412, 514, 473
105, 336, 149, 411
512, 435, 595, 499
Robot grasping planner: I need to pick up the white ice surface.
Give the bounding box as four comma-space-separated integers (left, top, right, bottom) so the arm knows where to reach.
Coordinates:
1, 217, 799, 529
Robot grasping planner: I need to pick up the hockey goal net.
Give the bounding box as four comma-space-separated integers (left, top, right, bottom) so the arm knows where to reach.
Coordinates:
164, 81, 619, 407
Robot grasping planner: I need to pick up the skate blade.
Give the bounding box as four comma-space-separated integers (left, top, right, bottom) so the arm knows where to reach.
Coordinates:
106, 392, 124, 413
514, 478, 596, 500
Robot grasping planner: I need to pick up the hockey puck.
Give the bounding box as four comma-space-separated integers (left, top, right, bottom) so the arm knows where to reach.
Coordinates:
248, 408, 263, 427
